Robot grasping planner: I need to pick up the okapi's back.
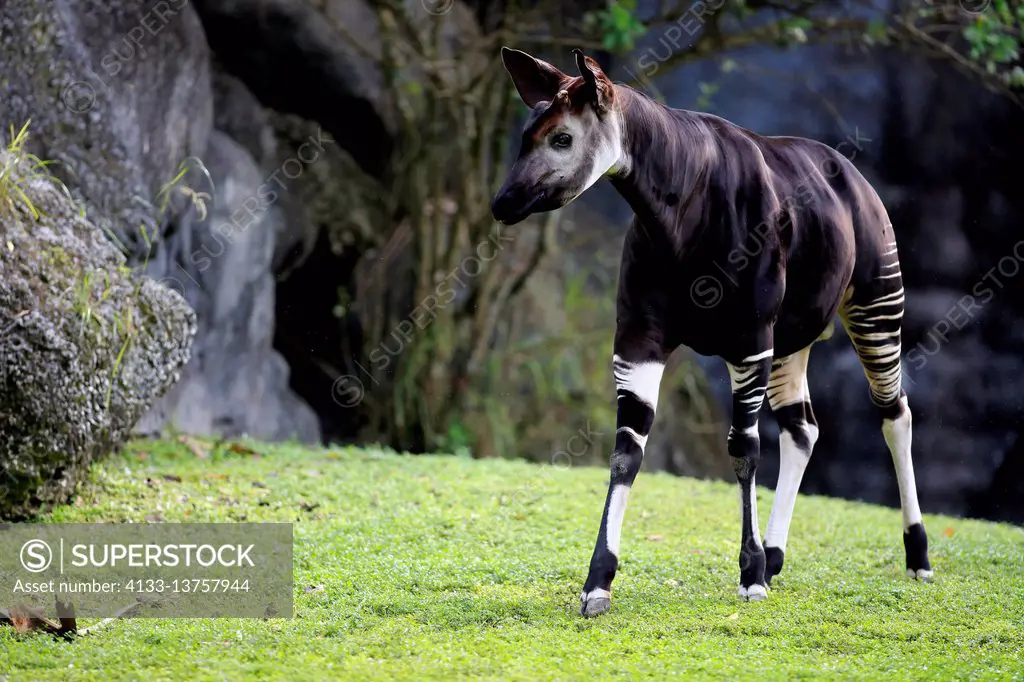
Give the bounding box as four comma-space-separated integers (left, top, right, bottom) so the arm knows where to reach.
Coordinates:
758, 133, 895, 292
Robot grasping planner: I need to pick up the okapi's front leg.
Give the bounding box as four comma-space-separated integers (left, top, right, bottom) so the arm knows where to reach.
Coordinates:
725, 348, 773, 601
580, 341, 664, 618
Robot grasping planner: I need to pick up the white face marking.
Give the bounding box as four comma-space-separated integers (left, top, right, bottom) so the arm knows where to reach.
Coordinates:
579, 106, 627, 191
612, 355, 665, 410
882, 396, 923, 528
524, 104, 626, 206
605, 484, 631, 557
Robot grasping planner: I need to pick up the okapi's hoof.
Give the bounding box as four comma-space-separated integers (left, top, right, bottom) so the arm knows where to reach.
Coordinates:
738, 584, 768, 601
907, 568, 935, 582
764, 546, 785, 586
580, 589, 612, 618
903, 523, 932, 582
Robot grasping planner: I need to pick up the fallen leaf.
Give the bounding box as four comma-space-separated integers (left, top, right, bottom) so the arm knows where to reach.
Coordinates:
727, 612, 739, 620
664, 579, 680, 586
646, 534, 664, 542
944, 527, 956, 537
227, 442, 259, 456
177, 435, 210, 459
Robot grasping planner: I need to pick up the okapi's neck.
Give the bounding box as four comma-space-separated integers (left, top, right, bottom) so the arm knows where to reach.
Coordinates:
607, 85, 718, 252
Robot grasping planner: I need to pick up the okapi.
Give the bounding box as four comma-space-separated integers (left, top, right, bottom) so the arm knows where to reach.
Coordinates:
490, 47, 933, 618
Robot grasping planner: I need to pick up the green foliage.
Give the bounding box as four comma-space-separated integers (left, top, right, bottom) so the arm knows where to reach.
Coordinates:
776, 17, 812, 46
3, 440, 1022, 679
584, 0, 647, 52
695, 81, 720, 110
435, 420, 473, 458
466, 266, 618, 463
963, 1, 1024, 87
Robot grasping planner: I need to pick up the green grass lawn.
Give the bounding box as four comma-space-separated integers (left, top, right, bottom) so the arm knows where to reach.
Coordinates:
1, 440, 1022, 681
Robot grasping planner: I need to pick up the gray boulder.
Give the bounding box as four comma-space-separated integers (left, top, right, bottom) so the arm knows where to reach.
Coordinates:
0, 152, 196, 519
0, 0, 212, 255
1, 0, 323, 446
134, 131, 320, 443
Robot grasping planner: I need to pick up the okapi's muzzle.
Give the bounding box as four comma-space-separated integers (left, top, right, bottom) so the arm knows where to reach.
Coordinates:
490, 182, 546, 226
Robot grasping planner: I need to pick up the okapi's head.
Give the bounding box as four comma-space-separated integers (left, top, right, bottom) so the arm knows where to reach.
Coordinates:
490, 47, 625, 225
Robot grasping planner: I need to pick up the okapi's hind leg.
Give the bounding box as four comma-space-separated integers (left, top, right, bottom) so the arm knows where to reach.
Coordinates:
763, 347, 819, 586
840, 272, 933, 581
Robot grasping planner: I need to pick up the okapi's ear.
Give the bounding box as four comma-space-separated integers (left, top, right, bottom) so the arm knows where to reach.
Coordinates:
573, 48, 614, 114
501, 47, 568, 109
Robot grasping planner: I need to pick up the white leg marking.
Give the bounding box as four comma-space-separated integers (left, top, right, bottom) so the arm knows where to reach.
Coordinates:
581, 587, 611, 601
729, 425, 759, 439
766, 352, 808, 409
605, 484, 631, 557
844, 288, 904, 312
741, 349, 774, 363
764, 349, 816, 552
612, 355, 665, 410
764, 431, 812, 551
616, 426, 648, 449
726, 362, 762, 390
748, 480, 762, 550
882, 396, 923, 528
739, 584, 768, 601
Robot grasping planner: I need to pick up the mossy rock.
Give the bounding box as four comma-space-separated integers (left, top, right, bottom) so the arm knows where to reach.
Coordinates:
0, 151, 196, 518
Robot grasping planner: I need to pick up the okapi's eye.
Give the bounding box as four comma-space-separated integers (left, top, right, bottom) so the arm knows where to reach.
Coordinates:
551, 133, 572, 149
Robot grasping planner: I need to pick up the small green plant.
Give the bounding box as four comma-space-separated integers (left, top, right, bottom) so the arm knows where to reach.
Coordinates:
583, 0, 647, 52
0, 121, 57, 220
155, 156, 215, 221
99, 156, 209, 410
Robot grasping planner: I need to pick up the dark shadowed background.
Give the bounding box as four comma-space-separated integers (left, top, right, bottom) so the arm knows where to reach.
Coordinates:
1, 0, 1021, 523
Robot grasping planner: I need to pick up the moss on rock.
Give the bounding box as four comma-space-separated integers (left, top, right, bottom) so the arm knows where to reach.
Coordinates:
0, 150, 196, 518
